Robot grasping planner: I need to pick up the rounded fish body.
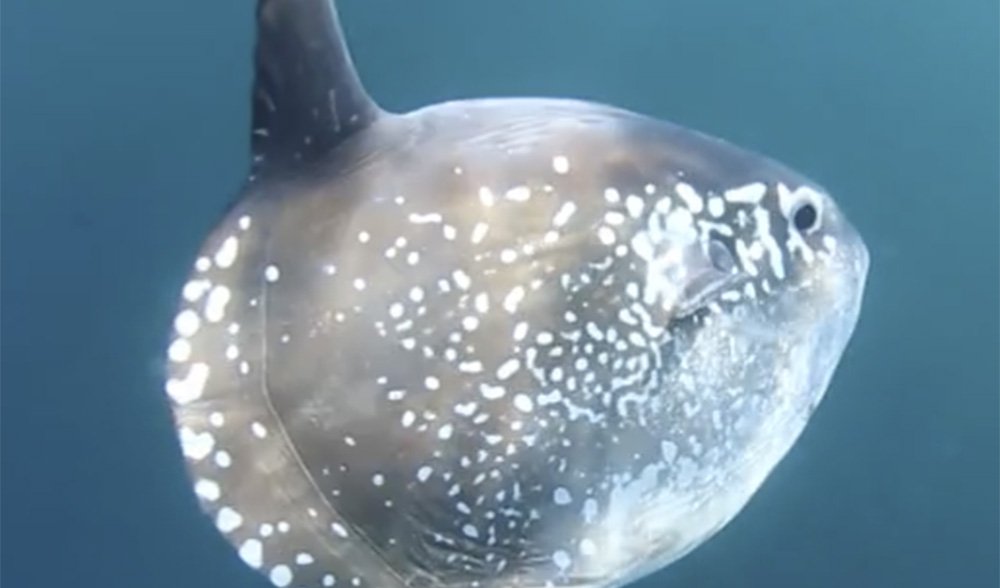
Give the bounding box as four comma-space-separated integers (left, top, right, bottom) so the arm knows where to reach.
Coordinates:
165, 4, 868, 588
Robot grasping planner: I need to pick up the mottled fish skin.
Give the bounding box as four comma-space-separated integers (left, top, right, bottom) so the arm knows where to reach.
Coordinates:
164, 3, 869, 588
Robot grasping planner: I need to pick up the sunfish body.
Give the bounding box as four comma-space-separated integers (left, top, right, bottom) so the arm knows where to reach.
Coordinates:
164, 1, 869, 587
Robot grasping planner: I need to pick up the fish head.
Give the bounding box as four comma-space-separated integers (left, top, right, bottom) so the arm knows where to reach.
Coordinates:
578, 125, 871, 578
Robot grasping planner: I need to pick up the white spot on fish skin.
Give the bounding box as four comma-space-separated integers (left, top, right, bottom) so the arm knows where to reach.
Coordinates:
579, 538, 597, 556
239, 539, 263, 568
666, 207, 697, 241
654, 195, 673, 215
372, 473, 385, 487
214, 450, 232, 468
195, 479, 220, 501
753, 207, 787, 279
553, 487, 572, 505
552, 155, 570, 174
735, 240, 760, 277
209, 412, 225, 427
724, 182, 767, 204
719, 286, 743, 302
582, 498, 599, 524
462, 524, 480, 539
823, 234, 838, 253
389, 303, 404, 319
505, 185, 531, 201
513, 393, 534, 412
438, 423, 454, 440
496, 358, 521, 381
471, 222, 489, 244
409, 212, 443, 224
453, 270, 471, 290
251, 422, 268, 438
708, 196, 726, 218
597, 226, 616, 245
174, 310, 201, 337
503, 286, 525, 313
480, 383, 506, 400
331, 522, 349, 538
214, 236, 239, 268
552, 201, 577, 227
270, 565, 293, 587
353, 278, 367, 291
603, 211, 626, 226
167, 338, 191, 362
166, 362, 210, 405
238, 215, 251, 230
442, 224, 457, 240
402, 411, 416, 427
553, 549, 572, 570
203, 285, 232, 323
182, 279, 211, 302
409, 286, 425, 303
216, 507, 243, 533
630, 232, 654, 262
459, 360, 483, 373
358, 231, 370, 243
479, 186, 496, 207
513, 322, 529, 341
674, 182, 704, 213
195, 257, 211, 272
625, 194, 645, 218
264, 265, 280, 282
323, 575, 336, 586
474, 293, 490, 313
296, 553, 315, 566
661, 440, 678, 463
454, 401, 477, 417
425, 376, 440, 390
417, 466, 433, 482
604, 187, 621, 203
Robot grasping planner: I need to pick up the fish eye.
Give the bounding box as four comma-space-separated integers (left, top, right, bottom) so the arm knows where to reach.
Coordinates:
792, 201, 819, 233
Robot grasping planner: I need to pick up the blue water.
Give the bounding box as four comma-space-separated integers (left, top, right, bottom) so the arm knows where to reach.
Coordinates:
2, 1, 997, 587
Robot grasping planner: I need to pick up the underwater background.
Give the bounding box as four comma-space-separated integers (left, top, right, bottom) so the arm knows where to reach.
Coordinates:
2, 0, 997, 587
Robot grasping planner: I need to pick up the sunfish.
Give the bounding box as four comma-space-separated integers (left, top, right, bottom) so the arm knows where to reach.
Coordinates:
164, 1, 869, 587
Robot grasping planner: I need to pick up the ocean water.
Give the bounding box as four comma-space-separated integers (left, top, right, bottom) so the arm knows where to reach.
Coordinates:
2, 1, 997, 587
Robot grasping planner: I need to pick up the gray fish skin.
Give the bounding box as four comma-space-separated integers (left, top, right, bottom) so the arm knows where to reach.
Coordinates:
164, 2, 869, 588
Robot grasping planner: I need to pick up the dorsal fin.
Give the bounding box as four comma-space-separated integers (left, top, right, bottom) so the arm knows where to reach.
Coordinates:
251, 0, 380, 176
